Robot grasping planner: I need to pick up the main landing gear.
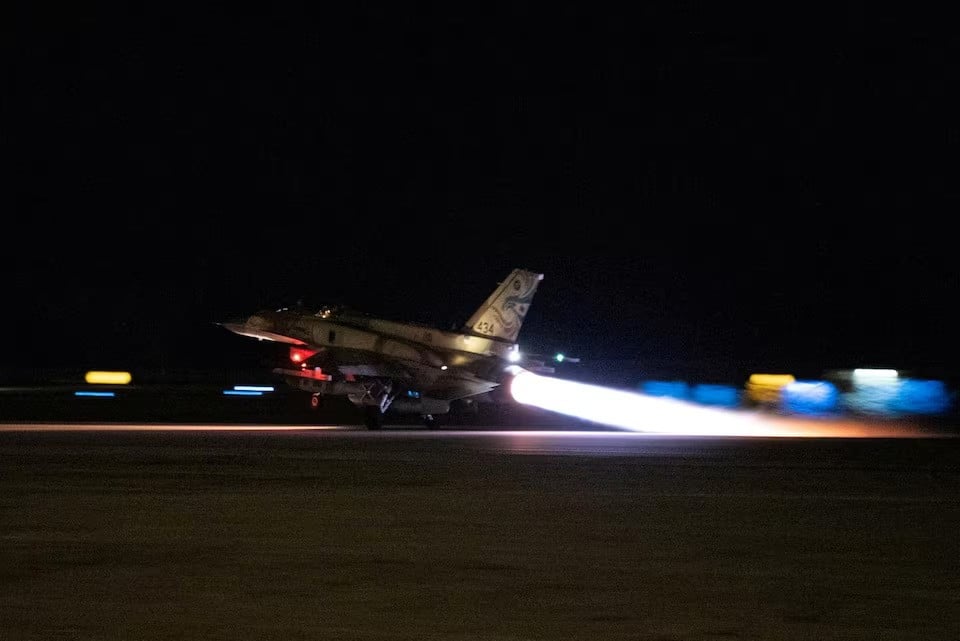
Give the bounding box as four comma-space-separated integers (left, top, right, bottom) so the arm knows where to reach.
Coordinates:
363, 405, 384, 430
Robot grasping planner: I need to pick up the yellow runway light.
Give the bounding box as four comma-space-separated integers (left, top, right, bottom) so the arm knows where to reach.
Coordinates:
84, 370, 132, 385
745, 373, 795, 405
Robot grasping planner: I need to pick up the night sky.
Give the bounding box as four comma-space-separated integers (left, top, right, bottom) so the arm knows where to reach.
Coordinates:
6, 8, 959, 382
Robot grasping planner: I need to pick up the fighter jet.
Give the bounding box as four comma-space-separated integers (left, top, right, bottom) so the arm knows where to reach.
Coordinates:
220, 267, 545, 428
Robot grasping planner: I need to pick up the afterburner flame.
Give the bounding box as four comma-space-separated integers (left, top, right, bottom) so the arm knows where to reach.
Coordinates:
509, 369, 926, 438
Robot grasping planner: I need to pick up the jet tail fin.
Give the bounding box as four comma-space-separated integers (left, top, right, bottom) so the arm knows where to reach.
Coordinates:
463, 268, 544, 343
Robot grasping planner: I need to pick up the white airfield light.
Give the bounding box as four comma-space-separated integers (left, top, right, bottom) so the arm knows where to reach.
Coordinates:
852, 368, 898, 381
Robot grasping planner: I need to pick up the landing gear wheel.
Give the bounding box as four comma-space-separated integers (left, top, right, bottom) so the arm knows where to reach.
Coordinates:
422, 414, 438, 430
363, 406, 384, 430
310, 394, 322, 410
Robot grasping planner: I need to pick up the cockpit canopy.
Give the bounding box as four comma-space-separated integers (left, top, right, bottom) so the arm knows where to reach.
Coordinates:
271, 301, 363, 319
314, 304, 342, 319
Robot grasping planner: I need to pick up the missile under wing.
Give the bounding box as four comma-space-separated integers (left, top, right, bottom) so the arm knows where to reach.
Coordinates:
220, 267, 544, 429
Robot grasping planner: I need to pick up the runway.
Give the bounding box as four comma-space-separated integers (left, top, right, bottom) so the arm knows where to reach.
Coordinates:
1, 422, 958, 640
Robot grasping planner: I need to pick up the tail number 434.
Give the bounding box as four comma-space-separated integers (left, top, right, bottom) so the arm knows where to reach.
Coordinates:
475, 321, 497, 335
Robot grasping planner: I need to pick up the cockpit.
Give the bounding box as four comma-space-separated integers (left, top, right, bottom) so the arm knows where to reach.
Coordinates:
314, 304, 343, 319
271, 302, 357, 318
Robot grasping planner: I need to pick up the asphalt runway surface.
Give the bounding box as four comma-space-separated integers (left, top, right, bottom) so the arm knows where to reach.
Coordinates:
1, 391, 959, 640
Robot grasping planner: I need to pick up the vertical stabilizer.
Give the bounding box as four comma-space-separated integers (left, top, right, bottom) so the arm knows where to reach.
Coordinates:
463, 268, 544, 342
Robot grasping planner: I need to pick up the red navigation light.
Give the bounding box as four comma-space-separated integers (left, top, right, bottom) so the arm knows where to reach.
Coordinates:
289, 346, 320, 363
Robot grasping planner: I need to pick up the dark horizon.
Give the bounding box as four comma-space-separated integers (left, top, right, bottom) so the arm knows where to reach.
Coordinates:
7, 9, 958, 381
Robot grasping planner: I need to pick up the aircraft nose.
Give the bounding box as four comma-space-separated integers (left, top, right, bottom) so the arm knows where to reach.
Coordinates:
215, 310, 265, 335
217, 320, 248, 337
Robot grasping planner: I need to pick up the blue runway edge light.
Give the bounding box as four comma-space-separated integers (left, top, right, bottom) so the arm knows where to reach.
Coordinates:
782, 380, 840, 416
639, 380, 690, 400
691, 383, 740, 408
890, 379, 952, 415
